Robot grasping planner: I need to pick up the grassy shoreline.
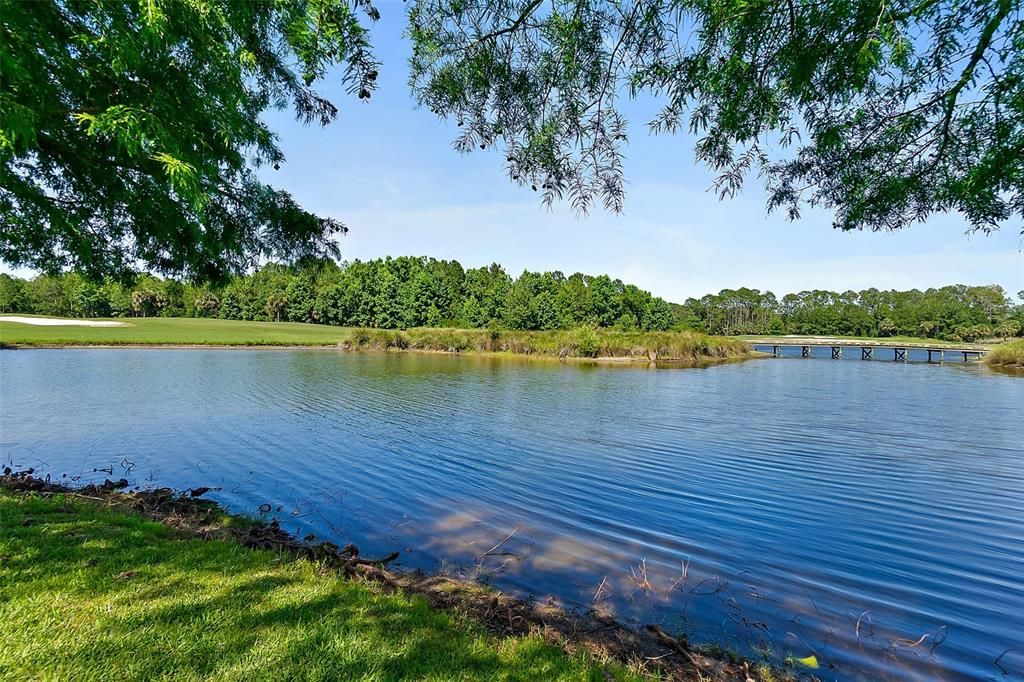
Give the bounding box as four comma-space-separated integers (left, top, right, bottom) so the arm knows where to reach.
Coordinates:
0, 474, 781, 681
0, 317, 754, 364
985, 339, 1024, 368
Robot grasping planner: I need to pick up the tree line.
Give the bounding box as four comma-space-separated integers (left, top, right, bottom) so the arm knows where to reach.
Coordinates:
675, 286, 1024, 342
3, 262, 1020, 342
0, 257, 676, 332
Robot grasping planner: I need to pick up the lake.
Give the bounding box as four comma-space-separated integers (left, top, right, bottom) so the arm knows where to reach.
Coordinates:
1, 349, 1021, 680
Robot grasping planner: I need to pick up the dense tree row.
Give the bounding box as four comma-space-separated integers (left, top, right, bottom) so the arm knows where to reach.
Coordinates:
0, 257, 676, 332
675, 286, 1024, 342
4, 262, 1020, 342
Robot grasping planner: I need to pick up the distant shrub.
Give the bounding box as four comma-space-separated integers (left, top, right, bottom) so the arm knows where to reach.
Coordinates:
573, 326, 600, 357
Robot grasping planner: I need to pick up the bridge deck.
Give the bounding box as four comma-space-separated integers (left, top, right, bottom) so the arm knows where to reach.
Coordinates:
745, 338, 988, 354
746, 338, 988, 362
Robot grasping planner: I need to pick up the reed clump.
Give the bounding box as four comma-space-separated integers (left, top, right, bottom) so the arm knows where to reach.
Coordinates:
985, 339, 1024, 368
340, 326, 751, 363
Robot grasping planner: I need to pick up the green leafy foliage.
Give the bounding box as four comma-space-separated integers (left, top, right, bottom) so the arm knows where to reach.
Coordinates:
5, 1, 1017, 284
5, 266, 1021, 344
409, 0, 1023, 232
0, 0, 380, 279
677, 285, 1023, 342
0, 256, 677, 331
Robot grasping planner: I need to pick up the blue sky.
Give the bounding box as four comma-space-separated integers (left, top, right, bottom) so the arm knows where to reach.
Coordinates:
255, 4, 1022, 302
9, 2, 1023, 303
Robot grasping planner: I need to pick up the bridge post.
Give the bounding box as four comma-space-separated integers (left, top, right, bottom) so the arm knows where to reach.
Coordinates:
831, 346, 842, 359
861, 347, 872, 360
773, 345, 780, 357
963, 351, 969, 362
801, 346, 810, 358
894, 348, 906, 362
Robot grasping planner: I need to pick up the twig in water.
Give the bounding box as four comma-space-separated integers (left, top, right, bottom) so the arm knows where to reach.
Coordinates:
689, 576, 726, 596
785, 630, 821, 658
994, 647, 1020, 676
802, 587, 823, 617
893, 633, 930, 648
893, 625, 948, 655
629, 559, 652, 591
669, 558, 690, 592
592, 576, 609, 604
743, 584, 773, 602
476, 525, 521, 562
476, 556, 516, 580
928, 626, 948, 655
855, 610, 871, 644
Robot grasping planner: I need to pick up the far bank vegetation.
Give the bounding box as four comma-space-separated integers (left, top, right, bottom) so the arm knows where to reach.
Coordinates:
3, 258, 1020, 347
985, 339, 1024, 368
341, 327, 750, 362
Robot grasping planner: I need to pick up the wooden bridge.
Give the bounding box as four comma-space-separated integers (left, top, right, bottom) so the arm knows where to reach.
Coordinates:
746, 338, 989, 363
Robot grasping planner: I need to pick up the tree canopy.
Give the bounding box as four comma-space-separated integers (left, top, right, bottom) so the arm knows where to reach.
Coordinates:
0, 256, 678, 332
1, 0, 379, 279
2, 1, 1020, 282
676, 284, 1022, 341
408, 0, 1023, 232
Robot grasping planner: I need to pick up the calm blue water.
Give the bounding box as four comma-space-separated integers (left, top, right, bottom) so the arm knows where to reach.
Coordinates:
1, 349, 1021, 680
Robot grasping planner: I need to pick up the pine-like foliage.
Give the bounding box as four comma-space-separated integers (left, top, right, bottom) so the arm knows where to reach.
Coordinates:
409, 0, 1022, 233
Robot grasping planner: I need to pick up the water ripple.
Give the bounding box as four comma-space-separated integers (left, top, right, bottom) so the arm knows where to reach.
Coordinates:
1, 349, 1021, 681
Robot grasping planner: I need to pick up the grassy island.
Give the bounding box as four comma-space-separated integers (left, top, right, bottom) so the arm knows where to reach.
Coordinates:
0, 316, 752, 364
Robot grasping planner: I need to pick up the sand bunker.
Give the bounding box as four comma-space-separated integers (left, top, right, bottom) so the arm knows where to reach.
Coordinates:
0, 316, 126, 327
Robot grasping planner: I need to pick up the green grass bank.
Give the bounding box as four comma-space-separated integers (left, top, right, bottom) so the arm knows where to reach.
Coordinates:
0, 488, 637, 681
0, 481, 781, 681
985, 339, 1024, 368
0, 316, 752, 363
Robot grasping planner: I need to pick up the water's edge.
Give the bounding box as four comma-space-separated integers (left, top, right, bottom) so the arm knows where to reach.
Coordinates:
0, 471, 786, 682
3, 349, 1020, 680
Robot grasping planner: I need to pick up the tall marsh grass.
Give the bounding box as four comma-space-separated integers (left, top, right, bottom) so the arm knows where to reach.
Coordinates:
340, 326, 751, 362
985, 339, 1024, 368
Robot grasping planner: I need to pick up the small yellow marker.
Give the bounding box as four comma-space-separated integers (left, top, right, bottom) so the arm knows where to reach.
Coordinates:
796, 655, 819, 669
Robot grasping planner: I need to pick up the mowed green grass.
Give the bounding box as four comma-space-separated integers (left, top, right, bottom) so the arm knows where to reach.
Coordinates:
0, 317, 751, 362
0, 491, 634, 681
0, 316, 352, 346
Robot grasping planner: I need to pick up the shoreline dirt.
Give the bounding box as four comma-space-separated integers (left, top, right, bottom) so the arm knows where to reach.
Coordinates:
1, 470, 791, 682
